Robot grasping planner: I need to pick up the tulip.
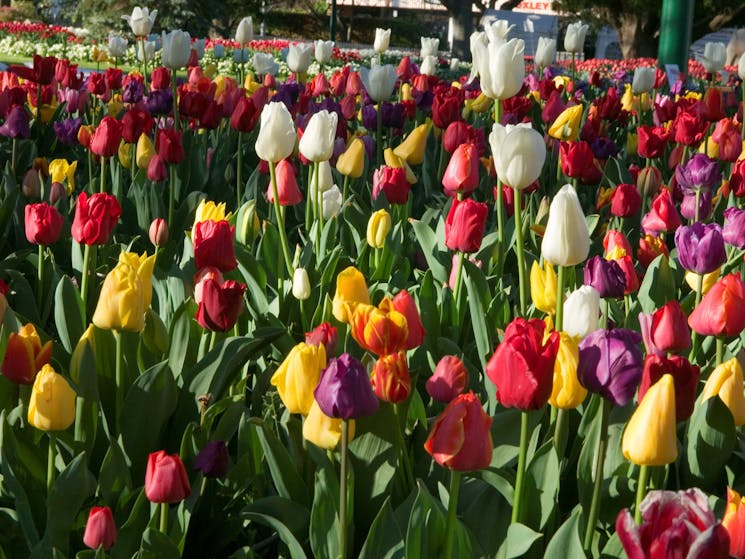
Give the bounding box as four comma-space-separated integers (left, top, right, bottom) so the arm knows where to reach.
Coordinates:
303, 399, 356, 449
161, 30, 191, 70
48, 159, 76, 195
271, 342, 327, 415
83, 506, 117, 550
350, 299, 408, 356
370, 352, 410, 403
305, 322, 338, 357
393, 122, 430, 165
675, 154, 722, 196
315, 39, 334, 64
71, 192, 121, 245
0, 105, 30, 139
28, 364, 76, 431
583, 256, 626, 299
541, 184, 590, 267
149, 218, 168, 247
108, 34, 128, 59
287, 43, 313, 74
564, 22, 588, 53
122, 6, 157, 36
489, 123, 546, 190
25, 203, 63, 246
147, 154, 167, 182
723, 207, 745, 249
424, 391, 493, 471
391, 289, 425, 350
195, 278, 246, 332
701, 358, 745, 426
610, 183, 642, 218
92, 261, 147, 332
90, 116, 122, 158
235, 17, 253, 44
1, 324, 53, 385
155, 128, 184, 165
299, 110, 338, 162
315, 353, 379, 419
701, 42, 727, 73
136, 133, 155, 170
442, 143, 480, 197
685, 267, 721, 296
638, 354, 699, 422
193, 267, 223, 305
637, 126, 670, 159
426, 355, 468, 403
723, 488, 745, 559
631, 67, 655, 95
530, 261, 557, 315
193, 440, 229, 479
359, 65, 398, 104
421, 37, 439, 57
332, 266, 370, 323
548, 104, 583, 142
578, 328, 643, 406
145, 451, 191, 504
292, 268, 311, 300
549, 332, 586, 409
534, 37, 556, 68
193, 220, 237, 272
322, 185, 343, 220
255, 102, 296, 163
639, 300, 691, 356
366, 209, 391, 249
374, 28, 391, 53
641, 188, 681, 234
419, 56, 437, 76
336, 138, 365, 178
675, 222, 727, 276
266, 159, 302, 206
194, 199, 231, 226
472, 38, 525, 100
445, 198, 488, 254
636, 166, 662, 199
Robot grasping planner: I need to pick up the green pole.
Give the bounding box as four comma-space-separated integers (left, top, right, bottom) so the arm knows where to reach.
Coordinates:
658, 0, 694, 73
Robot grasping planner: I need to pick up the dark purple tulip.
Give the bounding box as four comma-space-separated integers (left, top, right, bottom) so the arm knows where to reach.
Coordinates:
361, 104, 377, 131
680, 189, 712, 221
361, 134, 375, 161
583, 256, 626, 299
577, 328, 643, 406
314, 353, 379, 420
590, 137, 618, 160
193, 440, 229, 478
724, 207, 745, 249
123, 80, 145, 104
415, 89, 434, 112
674, 153, 721, 195
0, 105, 30, 139
54, 117, 82, 146
381, 102, 404, 129
273, 82, 302, 111
674, 222, 726, 275
145, 90, 173, 115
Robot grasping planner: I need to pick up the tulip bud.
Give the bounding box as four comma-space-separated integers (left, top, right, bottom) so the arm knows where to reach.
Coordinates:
393, 122, 431, 165
303, 399, 356, 449
49, 182, 66, 204
564, 22, 589, 53
145, 450, 191, 503
194, 440, 229, 478
22, 168, 41, 198
271, 342, 327, 415
287, 43, 313, 74
235, 200, 260, 245
149, 217, 168, 247
292, 268, 311, 300
549, 332, 586, 409
530, 260, 557, 314
83, 506, 117, 550
426, 355, 468, 403
136, 133, 155, 170
562, 286, 600, 339
541, 184, 590, 267
2, 323, 53, 385
28, 364, 76, 431
374, 28, 391, 54
366, 209, 391, 248
315, 353, 379, 419
161, 30, 191, 70
336, 138, 365, 178
371, 352, 411, 403
332, 266, 370, 323
299, 110, 338, 163
701, 358, 745, 426
631, 67, 655, 95
235, 17, 253, 44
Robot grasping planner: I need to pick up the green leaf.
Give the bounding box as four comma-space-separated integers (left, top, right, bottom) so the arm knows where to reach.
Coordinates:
463, 260, 493, 372
637, 255, 676, 313
524, 442, 560, 530
685, 395, 736, 488
53, 275, 86, 353
409, 219, 449, 284
98, 438, 133, 506
252, 419, 310, 507
241, 497, 309, 559
405, 481, 448, 559
495, 522, 542, 559
544, 508, 584, 559
359, 497, 405, 559
309, 466, 340, 559
138, 527, 181, 559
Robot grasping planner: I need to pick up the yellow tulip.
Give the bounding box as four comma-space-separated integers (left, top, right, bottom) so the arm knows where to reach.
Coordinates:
108, 95, 124, 117
28, 364, 76, 431
48, 159, 77, 195
38, 102, 57, 123
366, 209, 391, 249
465, 92, 493, 115
243, 71, 262, 93
400, 83, 413, 101
336, 137, 365, 178
626, 132, 638, 156
303, 399, 355, 449
621, 84, 634, 113
621, 374, 678, 466
136, 133, 155, 170
118, 251, 156, 309
270, 342, 327, 415
548, 104, 583, 142
92, 46, 109, 63
684, 267, 721, 295
332, 266, 371, 323
553, 75, 570, 90
699, 137, 719, 158
118, 140, 133, 169
91, 262, 148, 332
548, 332, 586, 409
530, 260, 557, 315
393, 122, 431, 165
701, 358, 745, 426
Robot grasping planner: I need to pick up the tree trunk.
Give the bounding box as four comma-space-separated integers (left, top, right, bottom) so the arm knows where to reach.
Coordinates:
613, 12, 658, 59
441, 0, 474, 61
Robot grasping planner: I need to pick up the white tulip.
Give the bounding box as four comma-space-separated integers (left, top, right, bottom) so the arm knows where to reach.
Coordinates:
122, 6, 158, 37
374, 28, 391, 54
472, 38, 525, 100
701, 42, 726, 73
534, 37, 556, 68
485, 19, 514, 45
309, 161, 334, 200
420, 37, 439, 58
255, 102, 297, 163
192, 38, 205, 60
563, 286, 600, 339
564, 22, 588, 54
739, 52, 745, 80
137, 40, 156, 63
359, 64, 397, 102
292, 268, 311, 300
299, 110, 338, 163
235, 17, 254, 44
287, 43, 313, 74
489, 122, 546, 190
420, 55, 438, 76
322, 185, 343, 219
315, 40, 334, 64
212, 43, 225, 58
253, 52, 279, 76
161, 30, 191, 70
631, 67, 655, 95
541, 184, 590, 267
108, 34, 128, 58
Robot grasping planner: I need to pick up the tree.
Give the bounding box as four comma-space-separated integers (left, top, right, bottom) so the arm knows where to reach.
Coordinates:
439, 0, 475, 61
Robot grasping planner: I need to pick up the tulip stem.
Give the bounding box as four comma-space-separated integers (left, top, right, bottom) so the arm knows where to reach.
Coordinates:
452, 251, 465, 324
555, 265, 566, 331
100, 156, 107, 193
583, 398, 610, 552
511, 411, 529, 524
513, 186, 527, 316
313, 162, 323, 254
11, 138, 16, 178
339, 419, 349, 559
443, 470, 462, 559
80, 243, 92, 313
342, 175, 350, 203
171, 70, 180, 131
168, 164, 176, 240
36, 244, 44, 315
716, 337, 724, 367
634, 465, 650, 524
689, 273, 704, 362
236, 131, 243, 205
140, 36, 149, 91
114, 330, 123, 433
376, 103, 383, 169
269, 161, 295, 279
47, 432, 56, 493
159, 502, 168, 535
494, 99, 504, 272
394, 403, 415, 491
742, 85, 745, 141
553, 407, 568, 456
437, 142, 446, 182
87, 150, 93, 193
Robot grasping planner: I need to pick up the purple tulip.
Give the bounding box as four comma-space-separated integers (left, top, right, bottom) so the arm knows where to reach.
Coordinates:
415, 89, 434, 112
122, 80, 144, 104
193, 440, 229, 478
272, 82, 303, 111
674, 153, 721, 195
314, 353, 379, 420
680, 189, 712, 221
361, 133, 375, 161
590, 137, 618, 160
583, 256, 626, 298
381, 102, 404, 129
361, 104, 377, 131
578, 328, 643, 406
0, 105, 30, 139
54, 117, 82, 146
723, 207, 745, 249
145, 90, 173, 115
59, 88, 88, 114
674, 222, 726, 275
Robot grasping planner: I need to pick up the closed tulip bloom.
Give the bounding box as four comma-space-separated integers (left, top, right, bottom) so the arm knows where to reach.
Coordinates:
583, 256, 626, 299
424, 391, 493, 471
315, 353, 379, 419
322, 185, 343, 220
193, 220, 237, 272
336, 138, 365, 178
701, 42, 727, 73
530, 260, 557, 315
374, 28, 391, 53
370, 352, 410, 402
0, 105, 30, 139
271, 342, 327, 415
442, 143, 480, 197
83, 506, 117, 550
161, 30, 191, 70
350, 299, 408, 356
28, 364, 76, 431
489, 122, 546, 190
155, 128, 184, 165
548, 104, 583, 142
147, 154, 167, 182
303, 399, 356, 449
610, 183, 642, 218
2, 324, 53, 385
392, 122, 430, 165
314, 39, 334, 63
641, 188, 682, 234
701, 358, 745, 426
420, 56, 437, 76
638, 354, 699, 422
266, 159, 302, 206
675, 222, 726, 276
639, 300, 691, 356
549, 332, 587, 409
71, 192, 121, 245
421, 37, 439, 57
292, 267, 311, 300
541, 184, 590, 267
122, 6, 157, 36
391, 289, 425, 350
724, 207, 745, 249
366, 209, 391, 249
235, 17, 253, 44
723, 488, 745, 558
145, 451, 191, 504
108, 34, 127, 58
149, 217, 168, 247
675, 154, 721, 196
118, 251, 156, 308
426, 355, 468, 403
136, 133, 155, 170
299, 110, 338, 162
305, 322, 338, 357
25, 203, 63, 245
90, 116, 122, 158
685, 268, 722, 299
631, 67, 655, 95
562, 286, 600, 339
359, 64, 397, 103
472, 38, 525, 100
230, 96, 259, 133
564, 22, 588, 53
486, 318, 560, 410
622, 374, 678, 466
534, 37, 556, 68
195, 278, 245, 332
194, 440, 229, 478
193, 267, 223, 305
48, 159, 77, 195
578, 328, 643, 406
92, 262, 147, 331
332, 266, 370, 323
287, 43, 313, 74
445, 198, 488, 254
255, 102, 296, 163
253, 52, 278, 76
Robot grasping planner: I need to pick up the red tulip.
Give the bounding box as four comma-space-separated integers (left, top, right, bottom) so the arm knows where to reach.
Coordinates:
641, 188, 681, 234
689, 273, 745, 337
90, 116, 123, 158
83, 506, 117, 550
266, 159, 302, 206
391, 289, 425, 350
230, 95, 259, 133
370, 352, 411, 403
147, 154, 167, 182
372, 166, 410, 205
445, 198, 488, 254
426, 355, 468, 403
71, 192, 121, 245
711, 118, 742, 162
25, 202, 63, 245
637, 125, 670, 159
10, 54, 57, 85
86, 72, 106, 96
603, 229, 632, 256
104, 67, 123, 91
637, 234, 669, 268
151, 66, 171, 90
638, 354, 699, 422
641, 300, 691, 355
195, 278, 246, 332
305, 322, 338, 358
442, 143, 480, 198
156, 128, 184, 165
560, 141, 599, 184
432, 87, 463, 130
193, 219, 237, 272
144, 451, 191, 504
673, 110, 708, 147
121, 108, 154, 144
610, 183, 642, 218
349, 299, 409, 357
